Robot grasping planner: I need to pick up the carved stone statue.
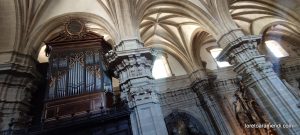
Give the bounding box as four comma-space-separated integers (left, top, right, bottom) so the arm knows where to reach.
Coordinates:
233, 76, 277, 135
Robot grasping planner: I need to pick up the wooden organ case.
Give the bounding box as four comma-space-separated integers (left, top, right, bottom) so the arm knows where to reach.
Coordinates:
43, 20, 115, 123
12, 20, 132, 135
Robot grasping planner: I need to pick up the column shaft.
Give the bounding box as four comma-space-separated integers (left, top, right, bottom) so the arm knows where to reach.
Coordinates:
0, 52, 40, 131
217, 35, 300, 134
106, 40, 168, 135
192, 78, 234, 135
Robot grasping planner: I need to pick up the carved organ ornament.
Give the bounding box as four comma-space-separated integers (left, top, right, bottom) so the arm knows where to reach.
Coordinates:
43, 19, 114, 122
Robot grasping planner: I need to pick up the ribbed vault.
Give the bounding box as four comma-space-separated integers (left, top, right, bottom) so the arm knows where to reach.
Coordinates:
230, 0, 300, 35
4, 0, 300, 70
138, 0, 246, 72
140, 11, 201, 72
230, 0, 300, 59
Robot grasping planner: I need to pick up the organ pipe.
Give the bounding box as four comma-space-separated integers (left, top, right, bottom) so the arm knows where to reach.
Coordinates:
47, 49, 112, 100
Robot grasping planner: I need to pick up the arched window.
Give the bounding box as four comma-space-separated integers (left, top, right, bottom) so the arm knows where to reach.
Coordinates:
265, 40, 289, 58
152, 55, 172, 79
210, 48, 231, 68
37, 44, 49, 63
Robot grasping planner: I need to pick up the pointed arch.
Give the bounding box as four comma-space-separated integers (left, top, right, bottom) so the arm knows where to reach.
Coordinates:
27, 12, 118, 60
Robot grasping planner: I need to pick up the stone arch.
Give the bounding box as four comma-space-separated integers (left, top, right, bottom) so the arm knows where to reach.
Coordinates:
26, 12, 117, 61
137, 0, 218, 36
165, 110, 208, 135
191, 30, 232, 70
138, 0, 241, 39
257, 24, 300, 65
138, 1, 212, 72
138, 0, 241, 72
230, 0, 300, 35
191, 30, 217, 70
258, 21, 299, 36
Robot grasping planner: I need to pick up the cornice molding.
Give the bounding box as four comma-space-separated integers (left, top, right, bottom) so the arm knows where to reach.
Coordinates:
217, 35, 261, 62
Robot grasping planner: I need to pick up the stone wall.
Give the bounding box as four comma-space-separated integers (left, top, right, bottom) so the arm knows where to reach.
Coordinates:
155, 56, 300, 135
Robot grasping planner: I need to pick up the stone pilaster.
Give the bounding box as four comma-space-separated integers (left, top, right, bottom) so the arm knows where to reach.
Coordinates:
191, 76, 234, 135
106, 40, 168, 135
217, 35, 300, 134
0, 51, 41, 131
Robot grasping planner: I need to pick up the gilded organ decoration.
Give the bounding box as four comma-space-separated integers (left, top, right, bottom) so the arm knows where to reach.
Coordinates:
43, 19, 113, 122
47, 49, 110, 99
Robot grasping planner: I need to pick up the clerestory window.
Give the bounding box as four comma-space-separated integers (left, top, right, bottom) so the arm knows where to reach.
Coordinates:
210, 48, 231, 68
152, 55, 172, 79
265, 40, 289, 58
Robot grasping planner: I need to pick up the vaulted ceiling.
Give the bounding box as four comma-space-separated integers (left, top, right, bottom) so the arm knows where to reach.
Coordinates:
1, 0, 299, 72
230, 0, 300, 35
140, 10, 202, 71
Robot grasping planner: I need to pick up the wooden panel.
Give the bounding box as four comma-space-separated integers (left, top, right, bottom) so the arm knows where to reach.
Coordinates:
44, 92, 112, 121
58, 100, 90, 116
45, 107, 56, 119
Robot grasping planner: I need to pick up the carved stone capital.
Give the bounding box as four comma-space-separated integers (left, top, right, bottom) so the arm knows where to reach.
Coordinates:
216, 35, 278, 86
106, 48, 153, 79
217, 29, 244, 49
216, 35, 300, 134
217, 35, 261, 62
189, 69, 207, 83
191, 79, 209, 94
106, 44, 160, 108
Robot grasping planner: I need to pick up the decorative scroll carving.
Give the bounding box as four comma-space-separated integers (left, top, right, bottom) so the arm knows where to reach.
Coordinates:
69, 52, 84, 67
233, 76, 277, 135
45, 19, 112, 100
49, 69, 67, 85
86, 65, 102, 78
105, 48, 157, 108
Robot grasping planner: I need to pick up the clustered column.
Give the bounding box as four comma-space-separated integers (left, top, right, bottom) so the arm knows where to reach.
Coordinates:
106, 39, 168, 135
191, 72, 234, 135
0, 54, 41, 131
217, 35, 300, 134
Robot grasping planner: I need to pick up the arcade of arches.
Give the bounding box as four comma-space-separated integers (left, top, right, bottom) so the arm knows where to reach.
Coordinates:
0, 0, 300, 135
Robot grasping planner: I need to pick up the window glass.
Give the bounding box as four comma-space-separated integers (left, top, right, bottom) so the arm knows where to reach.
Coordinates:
152, 56, 172, 79
210, 48, 231, 68
265, 40, 289, 58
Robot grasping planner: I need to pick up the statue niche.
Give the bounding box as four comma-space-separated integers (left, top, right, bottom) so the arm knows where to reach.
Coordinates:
165, 111, 207, 135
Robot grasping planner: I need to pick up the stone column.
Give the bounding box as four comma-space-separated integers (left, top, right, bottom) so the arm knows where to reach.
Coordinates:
217, 35, 300, 134
106, 39, 168, 135
191, 73, 234, 135
0, 52, 41, 131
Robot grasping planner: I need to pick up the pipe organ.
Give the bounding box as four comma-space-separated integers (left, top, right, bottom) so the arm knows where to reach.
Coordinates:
47, 49, 111, 99
43, 19, 113, 122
